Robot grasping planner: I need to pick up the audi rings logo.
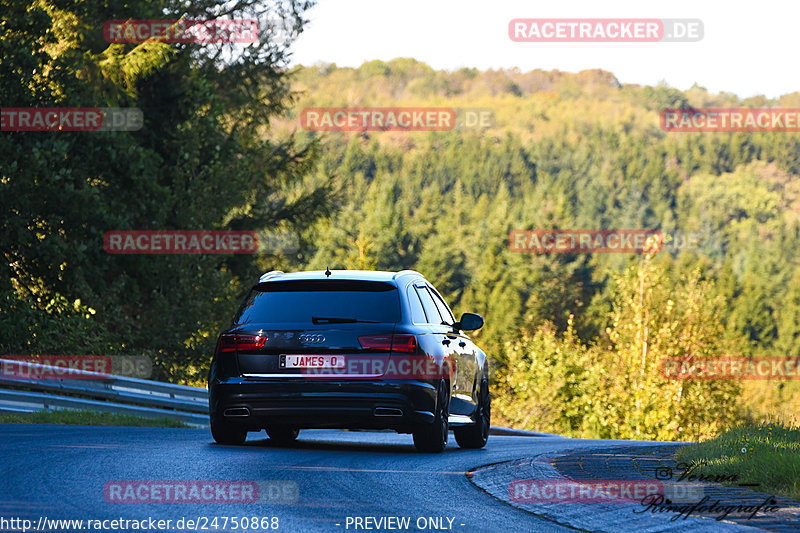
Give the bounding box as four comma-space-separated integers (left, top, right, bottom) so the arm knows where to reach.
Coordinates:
299, 334, 325, 344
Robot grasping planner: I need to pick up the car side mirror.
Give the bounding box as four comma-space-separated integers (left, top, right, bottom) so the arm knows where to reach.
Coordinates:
455, 312, 484, 331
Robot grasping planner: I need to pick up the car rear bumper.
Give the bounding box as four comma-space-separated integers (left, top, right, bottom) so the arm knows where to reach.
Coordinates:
209, 377, 438, 433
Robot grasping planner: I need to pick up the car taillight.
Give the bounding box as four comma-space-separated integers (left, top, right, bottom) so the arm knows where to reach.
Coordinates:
216, 335, 237, 354
236, 335, 267, 351
215, 334, 266, 355
358, 334, 417, 353
392, 334, 418, 353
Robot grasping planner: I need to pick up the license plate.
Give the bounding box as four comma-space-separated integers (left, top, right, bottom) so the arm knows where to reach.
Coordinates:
279, 354, 345, 369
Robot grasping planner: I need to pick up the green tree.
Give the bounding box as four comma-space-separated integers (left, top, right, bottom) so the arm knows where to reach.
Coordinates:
0, 0, 330, 382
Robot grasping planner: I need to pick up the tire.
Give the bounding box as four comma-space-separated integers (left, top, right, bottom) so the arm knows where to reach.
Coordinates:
266, 426, 300, 445
210, 416, 247, 445
413, 380, 449, 453
454, 378, 490, 449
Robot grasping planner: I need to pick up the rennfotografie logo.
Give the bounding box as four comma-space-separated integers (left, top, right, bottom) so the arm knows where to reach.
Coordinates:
103, 19, 258, 44
661, 108, 800, 132
660, 357, 800, 380
635, 494, 780, 522
509, 19, 703, 43
0, 108, 142, 132
509, 230, 663, 253
103, 231, 258, 254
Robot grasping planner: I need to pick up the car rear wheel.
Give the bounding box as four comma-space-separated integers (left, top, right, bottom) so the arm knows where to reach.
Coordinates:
454, 378, 490, 449
413, 380, 449, 453
210, 416, 247, 445
266, 426, 300, 445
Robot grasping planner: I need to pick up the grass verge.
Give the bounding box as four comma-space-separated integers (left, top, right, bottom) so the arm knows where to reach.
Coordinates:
0, 409, 190, 428
675, 422, 800, 500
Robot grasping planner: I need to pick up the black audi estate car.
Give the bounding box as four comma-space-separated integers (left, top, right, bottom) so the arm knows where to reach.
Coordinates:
208, 269, 490, 452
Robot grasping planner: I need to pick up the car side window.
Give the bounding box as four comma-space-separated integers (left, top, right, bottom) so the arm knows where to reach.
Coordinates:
415, 285, 443, 325
428, 286, 455, 324
406, 285, 428, 324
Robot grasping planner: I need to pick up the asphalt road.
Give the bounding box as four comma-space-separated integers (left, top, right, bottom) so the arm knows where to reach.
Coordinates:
0, 425, 684, 533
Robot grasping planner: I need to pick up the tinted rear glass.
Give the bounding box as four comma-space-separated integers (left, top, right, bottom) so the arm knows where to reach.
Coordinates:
415, 286, 443, 324
407, 285, 427, 324
429, 287, 455, 323
233, 280, 400, 324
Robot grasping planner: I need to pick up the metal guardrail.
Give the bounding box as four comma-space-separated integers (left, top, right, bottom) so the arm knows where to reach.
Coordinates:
0, 359, 560, 436
0, 358, 209, 427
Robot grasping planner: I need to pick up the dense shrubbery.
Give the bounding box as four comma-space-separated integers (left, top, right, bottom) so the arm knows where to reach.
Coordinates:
494, 258, 740, 440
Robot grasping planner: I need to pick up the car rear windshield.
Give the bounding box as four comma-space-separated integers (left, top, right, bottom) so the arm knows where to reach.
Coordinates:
233, 280, 401, 325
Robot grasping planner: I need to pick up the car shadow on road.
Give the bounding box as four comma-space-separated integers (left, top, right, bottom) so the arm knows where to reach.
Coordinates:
208, 429, 470, 455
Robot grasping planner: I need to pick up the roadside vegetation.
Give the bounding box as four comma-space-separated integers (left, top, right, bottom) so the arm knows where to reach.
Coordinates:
675, 422, 800, 500
285, 60, 800, 440
0, 410, 190, 428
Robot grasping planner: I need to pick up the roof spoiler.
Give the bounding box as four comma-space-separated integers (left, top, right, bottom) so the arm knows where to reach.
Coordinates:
258, 270, 284, 282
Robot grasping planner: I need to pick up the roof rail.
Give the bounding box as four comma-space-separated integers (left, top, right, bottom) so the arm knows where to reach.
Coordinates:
259, 270, 285, 282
